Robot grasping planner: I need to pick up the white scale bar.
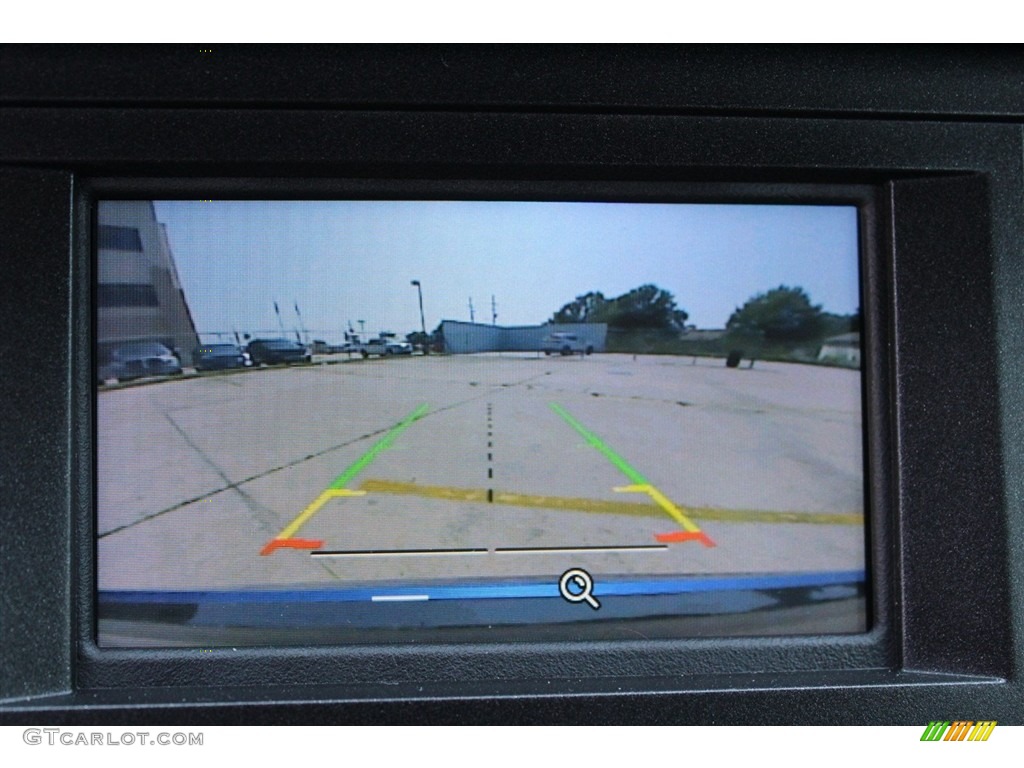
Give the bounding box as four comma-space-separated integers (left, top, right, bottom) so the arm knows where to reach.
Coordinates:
313, 550, 486, 558
314, 546, 664, 558
371, 594, 430, 602
496, 546, 667, 554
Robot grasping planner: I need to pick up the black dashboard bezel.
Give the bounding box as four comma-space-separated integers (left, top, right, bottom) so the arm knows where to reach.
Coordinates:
87, 178, 879, 655
0, 45, 1021, 724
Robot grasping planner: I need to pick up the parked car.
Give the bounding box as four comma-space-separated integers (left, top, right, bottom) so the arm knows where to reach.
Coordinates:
359, 338, 388, 357
194, 343, 247, 371
540, 332, 594, 356
246, 338, 311, 365
358, 338, 413, 357
97, 341, 183, 383
385, 339, 413, 355
358, 338, 387, 357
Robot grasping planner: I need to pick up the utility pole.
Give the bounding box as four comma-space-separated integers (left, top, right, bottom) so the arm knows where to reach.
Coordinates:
491, 295, 497, 325
468, 297, 475, 323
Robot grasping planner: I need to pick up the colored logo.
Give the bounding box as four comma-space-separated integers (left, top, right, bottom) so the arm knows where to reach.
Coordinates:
920, 721, 997, 741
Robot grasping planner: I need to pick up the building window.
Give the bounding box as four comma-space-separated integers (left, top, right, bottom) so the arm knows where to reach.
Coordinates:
98, 283, 160, 307
98, 225, 143, 251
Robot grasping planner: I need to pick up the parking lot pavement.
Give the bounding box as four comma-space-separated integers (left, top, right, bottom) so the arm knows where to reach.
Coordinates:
97, 354, 865, 590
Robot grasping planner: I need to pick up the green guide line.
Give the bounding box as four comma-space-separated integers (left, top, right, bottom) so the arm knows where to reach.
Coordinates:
548, 402, 650, 486
328, 403, 429, 490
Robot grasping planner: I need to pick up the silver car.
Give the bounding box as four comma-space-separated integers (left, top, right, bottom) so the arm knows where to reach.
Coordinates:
98, 341, 182, 383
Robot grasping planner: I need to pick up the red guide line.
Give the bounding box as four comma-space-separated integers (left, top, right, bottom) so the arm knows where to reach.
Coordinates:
260, 538, 325, 556
655, 531, 717, 547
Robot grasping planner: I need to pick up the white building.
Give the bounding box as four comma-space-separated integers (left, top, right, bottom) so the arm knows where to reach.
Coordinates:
817, 332, 861, 367
440, 321, 607, 354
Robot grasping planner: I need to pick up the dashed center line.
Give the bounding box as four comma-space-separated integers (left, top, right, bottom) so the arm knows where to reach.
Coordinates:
486, 401, 494, 504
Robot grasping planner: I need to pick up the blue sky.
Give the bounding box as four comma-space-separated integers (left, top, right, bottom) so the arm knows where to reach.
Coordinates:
149, 200, 860, 342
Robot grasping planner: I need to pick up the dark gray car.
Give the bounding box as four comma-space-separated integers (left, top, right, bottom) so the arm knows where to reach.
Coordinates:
194, 343, 247, 371
246, 338, 311, 365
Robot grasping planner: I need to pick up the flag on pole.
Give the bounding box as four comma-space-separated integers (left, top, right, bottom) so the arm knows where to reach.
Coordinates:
274, 301, 287, 337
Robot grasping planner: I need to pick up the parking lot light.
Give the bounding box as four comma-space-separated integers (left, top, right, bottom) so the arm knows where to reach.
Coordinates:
411, 280, 427, 353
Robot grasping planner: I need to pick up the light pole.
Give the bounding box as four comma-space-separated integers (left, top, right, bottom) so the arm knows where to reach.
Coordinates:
411, 280, 427, 354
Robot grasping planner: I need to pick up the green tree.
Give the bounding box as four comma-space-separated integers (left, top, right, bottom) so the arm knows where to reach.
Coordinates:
609, 284, 688, 330
820, 309, 860, 339
550, 285, 688, 330
551, 291, 610, 323
726, 285, 825, 343
406, 330, 430, 348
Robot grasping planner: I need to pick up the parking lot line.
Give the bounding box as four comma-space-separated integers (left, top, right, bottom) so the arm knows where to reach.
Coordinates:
548, 402, 715, 546
358, 479, 862, 525
360, 478, 653, 513
260, 403, 428, 555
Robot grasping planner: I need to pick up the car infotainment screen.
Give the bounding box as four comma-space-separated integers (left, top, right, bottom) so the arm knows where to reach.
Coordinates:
96, 198, 867, 646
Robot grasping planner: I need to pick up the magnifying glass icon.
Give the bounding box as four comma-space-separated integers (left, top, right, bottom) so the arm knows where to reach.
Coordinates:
559, 568, 600, 610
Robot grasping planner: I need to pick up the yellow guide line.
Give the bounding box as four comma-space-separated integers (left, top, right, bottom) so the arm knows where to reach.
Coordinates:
268, 404, 428, 543
547, 402, 709, 536
614, 483, 700, 533
358, 479, 862, 526
278, 488, 366, 541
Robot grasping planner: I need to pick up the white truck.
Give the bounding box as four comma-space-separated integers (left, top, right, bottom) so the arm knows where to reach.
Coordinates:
358, 337, 413, 358
540, 332, 594, 356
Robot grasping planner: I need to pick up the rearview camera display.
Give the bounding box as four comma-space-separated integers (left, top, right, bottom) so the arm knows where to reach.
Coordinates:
96, 199, 867, 646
